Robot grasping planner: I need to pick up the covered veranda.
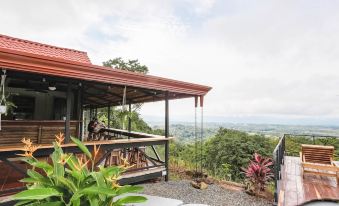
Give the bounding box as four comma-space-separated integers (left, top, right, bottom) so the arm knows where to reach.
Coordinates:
0, 34, 211, 195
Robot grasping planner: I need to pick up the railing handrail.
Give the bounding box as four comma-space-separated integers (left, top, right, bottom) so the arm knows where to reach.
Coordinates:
283, 133, 339, 139
273, 134, 285, 155
102, 128, 173, 139
273, 134, 286, 205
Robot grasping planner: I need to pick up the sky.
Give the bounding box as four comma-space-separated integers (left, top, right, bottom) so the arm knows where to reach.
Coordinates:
1, 0, 339, 125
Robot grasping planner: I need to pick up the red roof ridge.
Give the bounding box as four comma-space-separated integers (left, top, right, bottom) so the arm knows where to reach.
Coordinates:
0, 34, 87, 54
0, 34, 91, 64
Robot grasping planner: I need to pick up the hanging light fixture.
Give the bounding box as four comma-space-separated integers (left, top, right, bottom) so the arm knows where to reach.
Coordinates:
48, 82, 56, 91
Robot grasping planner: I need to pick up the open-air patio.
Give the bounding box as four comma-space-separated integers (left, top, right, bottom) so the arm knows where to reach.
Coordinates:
0, 33, 211, 199
274, 135, 339, 206
278, 156, 339, 206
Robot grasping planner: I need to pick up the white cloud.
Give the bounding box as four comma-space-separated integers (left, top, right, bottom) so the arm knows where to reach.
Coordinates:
1, 0, 339, 124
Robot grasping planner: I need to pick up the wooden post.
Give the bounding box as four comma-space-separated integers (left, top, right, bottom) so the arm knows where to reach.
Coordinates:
89, 107, 93, 120
165, 91, 169, 181
194, 96, 198, 173
128, 102, 132, 132
107, 105, 111, 128
79, 84, 84, 140
37, 126, 42, 144
65, 81, 72, 143
200, 95, 204, 174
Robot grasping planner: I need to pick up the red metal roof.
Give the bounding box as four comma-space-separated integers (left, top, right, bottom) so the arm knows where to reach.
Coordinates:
0, 34, 211, 98
0, 34, 91, 64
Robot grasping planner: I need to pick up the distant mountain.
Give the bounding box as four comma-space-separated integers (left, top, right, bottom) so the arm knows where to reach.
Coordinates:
150, 121, 339, 143
143, 114, 339, 126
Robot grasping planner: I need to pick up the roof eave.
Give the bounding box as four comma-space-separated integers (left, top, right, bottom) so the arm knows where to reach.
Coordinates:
0, 48, 212, 96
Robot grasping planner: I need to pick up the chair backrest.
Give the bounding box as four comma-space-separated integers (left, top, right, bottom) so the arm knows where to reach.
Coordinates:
301, 144, 334, 165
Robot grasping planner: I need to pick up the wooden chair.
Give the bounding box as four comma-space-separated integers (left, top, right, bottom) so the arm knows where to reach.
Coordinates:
300, 144, 339, 185
104, 150, 123, 167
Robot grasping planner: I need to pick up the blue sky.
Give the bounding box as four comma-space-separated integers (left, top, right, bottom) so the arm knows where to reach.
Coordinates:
1, 0, 339, 125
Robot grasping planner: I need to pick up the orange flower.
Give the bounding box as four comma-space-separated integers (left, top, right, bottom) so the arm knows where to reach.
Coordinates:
21, 137, 32, 147
58, 154, 71, 165
18, 138, 40, 157
73, 155, 90, 171
55, 132, 65, 146
119, 157, 134, 169
92, 144, 101, 162
110, 174, 121, 189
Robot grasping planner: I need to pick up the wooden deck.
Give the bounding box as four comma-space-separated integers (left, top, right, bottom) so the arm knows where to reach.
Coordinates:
0, 136, 171, 196
278, 156, 339, 206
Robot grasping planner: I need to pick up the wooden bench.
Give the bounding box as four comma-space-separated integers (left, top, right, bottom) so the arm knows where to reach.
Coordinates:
300, 144, 339, 185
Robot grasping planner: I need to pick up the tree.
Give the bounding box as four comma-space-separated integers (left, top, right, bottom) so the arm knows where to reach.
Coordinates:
103, 57, 149, 74
99, 57, 151, 133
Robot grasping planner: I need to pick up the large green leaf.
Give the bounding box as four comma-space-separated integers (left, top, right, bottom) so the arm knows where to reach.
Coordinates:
88, 196, 99, 206
116, 185, 144, 195
25, 202, 64, 206
100, 166, 122, 178
51, 146, 65, 183
14, 199, 33, 206
38, 202, 63, 206
80, 186, 117, 196
71, 137, 92, 159
26, 170, 51, 185
69, 192, 83, 206
90, 172, 106, 188
70, 197, 80, 206
114, 196, 147, 205
65, 155, 78, 172
54, 176, 77, 193
13, 188, 61, 200
20, 178, 40, 184
32, 161, 53, 176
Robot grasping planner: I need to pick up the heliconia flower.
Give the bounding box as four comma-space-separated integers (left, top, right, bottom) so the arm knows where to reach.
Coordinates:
110, 175, 122, 189
92, 144, 101, 162
21, 137, 33, 147
119, 157, 134, 169
74, 155, 90, 171
17, 138, 41, 157
58, 153, 71, 165
55, 132, 65, 146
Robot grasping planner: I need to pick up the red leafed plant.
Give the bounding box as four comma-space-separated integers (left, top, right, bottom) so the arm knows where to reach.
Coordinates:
242, 153, 273, 195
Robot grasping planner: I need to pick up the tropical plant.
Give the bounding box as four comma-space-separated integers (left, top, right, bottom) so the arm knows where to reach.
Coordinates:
242, 153, 273, 194
12, 133, 147, 206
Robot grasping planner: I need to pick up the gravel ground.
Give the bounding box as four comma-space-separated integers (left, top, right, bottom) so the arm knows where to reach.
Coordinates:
140, 180, 271, 206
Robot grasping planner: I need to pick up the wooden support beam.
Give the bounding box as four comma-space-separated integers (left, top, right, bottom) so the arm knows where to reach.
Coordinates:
107, 105, 111, 128
165, 91, 169, 181
128, 102, 132, 132
83, 91, 118, 103
86, 95, 112, 105
78, 84, 84, 139
65, 81, 71, 143
85, 99, 106, 106
89, 107, 93, 119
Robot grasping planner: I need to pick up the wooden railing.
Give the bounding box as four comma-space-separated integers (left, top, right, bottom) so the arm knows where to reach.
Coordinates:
102, 128, 168, 139
273, 134, 285, 205
0, 120, 79, 145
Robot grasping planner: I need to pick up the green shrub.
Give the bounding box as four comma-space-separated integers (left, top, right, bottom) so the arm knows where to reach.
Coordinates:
203, 128, 276, 181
